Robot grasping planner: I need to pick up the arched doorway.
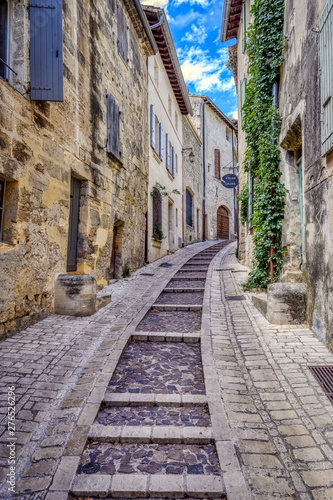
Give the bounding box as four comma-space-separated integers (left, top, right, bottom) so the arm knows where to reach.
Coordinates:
217, 206, 229, 239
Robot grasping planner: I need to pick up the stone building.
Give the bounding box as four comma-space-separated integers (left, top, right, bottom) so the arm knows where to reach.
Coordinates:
143, 6, 192, 263
182, 116, 203, 246
221, 0, 333, 345
189, 95, 237, 241
0, 0, 156, 339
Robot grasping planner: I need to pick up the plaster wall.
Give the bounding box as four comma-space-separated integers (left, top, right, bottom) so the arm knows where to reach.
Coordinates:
147, 53, 183, 263
0, 0, 150, 339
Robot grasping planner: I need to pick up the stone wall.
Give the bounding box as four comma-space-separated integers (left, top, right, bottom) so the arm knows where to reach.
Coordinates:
0, 0, 152, 339
182, 116, 203, 246
189, 96, 236, 241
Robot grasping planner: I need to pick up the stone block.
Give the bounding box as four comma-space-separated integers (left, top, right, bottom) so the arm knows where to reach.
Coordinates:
251, 293, 267, 317
149, 474, 184, 498
186, 475, 224, 498
95, 291, 112, 312
54, 274, 97, 316
111, 474, 148, 497
266, 283, 307, 324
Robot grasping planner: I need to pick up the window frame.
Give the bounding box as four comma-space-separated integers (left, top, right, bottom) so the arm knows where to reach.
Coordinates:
186, 189, 193, 228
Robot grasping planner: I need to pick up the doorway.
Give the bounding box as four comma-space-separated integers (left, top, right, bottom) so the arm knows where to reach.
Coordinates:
217, 206, 229, 239
168, 200, 174, 250
67, 177, 81, 272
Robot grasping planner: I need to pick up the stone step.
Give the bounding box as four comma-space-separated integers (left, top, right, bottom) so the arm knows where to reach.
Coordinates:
131, 332, 201, 342
103, 393, 207, 407
71, 473, 226, 498
151, 305, 202, 312
88, 424, 213, 444
163, 288, 206, 293
170, 276, 206, 281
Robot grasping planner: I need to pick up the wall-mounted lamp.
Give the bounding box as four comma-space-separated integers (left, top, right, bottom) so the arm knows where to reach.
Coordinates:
182, 148, 195, 164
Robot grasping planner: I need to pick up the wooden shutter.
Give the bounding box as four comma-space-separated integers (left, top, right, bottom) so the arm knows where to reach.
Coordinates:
240, 77, 246, 124
117, 3, 128, 63
320, 0, 333, 155
106, 93, 120, 159
30, 0, 63, 101
186, 190, 192, 227
214, 149, 220, 179
150, 105, 155, 149
159, 123, 163, 159
172, 147, 175, 177
166, 133, 169, 170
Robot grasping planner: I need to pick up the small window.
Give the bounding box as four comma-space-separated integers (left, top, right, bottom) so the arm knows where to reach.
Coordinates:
175, 154, 178, 173
175, 112, 178, 131
186, 189, 193, 227
208, 164, 211, 173
107, 93, 120, 159
154, 60, 159, 87
171, 147, 175, 177
214, 149, 221, 179
117, 3, 128, 64
168, 95, 172, 116
152, 187, 162, 235
155, 115, 160, 153
226, 129, 231, 142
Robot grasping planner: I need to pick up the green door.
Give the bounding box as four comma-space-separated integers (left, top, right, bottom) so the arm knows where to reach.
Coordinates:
297, 157, 304, 270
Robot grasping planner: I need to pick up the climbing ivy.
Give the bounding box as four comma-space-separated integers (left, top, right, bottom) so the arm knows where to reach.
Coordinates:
241, 0, 287, 289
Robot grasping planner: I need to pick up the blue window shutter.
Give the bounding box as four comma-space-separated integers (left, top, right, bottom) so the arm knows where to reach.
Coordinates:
320, 0, 333, 155
150, 105, 155, 149
172, 147, 175, 177
30, 0, 63, 101
166, 133, 169, 170
159, 123, 163, 159
106, 93, 120, 159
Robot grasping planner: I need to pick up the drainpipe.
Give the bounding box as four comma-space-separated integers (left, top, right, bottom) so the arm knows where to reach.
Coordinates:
202, 102, 206, 241
150, 10, 164, 29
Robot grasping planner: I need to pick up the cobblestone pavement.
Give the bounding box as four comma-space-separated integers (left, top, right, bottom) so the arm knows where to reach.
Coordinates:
0, 238, 333, 500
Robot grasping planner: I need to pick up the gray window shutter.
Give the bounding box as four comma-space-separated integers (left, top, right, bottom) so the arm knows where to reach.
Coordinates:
117, 3, 128, 63
159, 123, 163, 159
30, 0, 63, 101
166, 133, 169, 170
172, 147, 175, 177
320, 0, 333, 156
106, 93, 120, 159
150, 105, 155, 149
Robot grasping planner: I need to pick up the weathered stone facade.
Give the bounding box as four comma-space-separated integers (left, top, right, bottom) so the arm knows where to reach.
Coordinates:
0, 0, 155, 339
182, 116, 203, 246
222, 0, 333, 346
189, 95, 237, 241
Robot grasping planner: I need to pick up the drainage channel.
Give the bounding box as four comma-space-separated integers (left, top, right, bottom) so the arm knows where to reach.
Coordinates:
70, 241, 231, 500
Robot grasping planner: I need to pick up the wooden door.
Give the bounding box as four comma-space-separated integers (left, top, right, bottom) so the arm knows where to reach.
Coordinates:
110, 226, 117, 279
217, 206, 229, 240
67, 177, 81, 272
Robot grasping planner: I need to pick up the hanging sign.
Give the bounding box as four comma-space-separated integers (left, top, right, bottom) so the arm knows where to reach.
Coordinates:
221, 174, 238, 189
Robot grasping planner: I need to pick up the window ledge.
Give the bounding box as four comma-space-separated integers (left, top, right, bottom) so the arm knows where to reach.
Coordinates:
0, 241, 16, 253
152, 149, 162, 163
167, 170, 174, 181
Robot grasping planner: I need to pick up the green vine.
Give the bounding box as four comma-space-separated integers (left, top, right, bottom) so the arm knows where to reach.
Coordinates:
242, 0, 287, 289
238, 182, 249, 225
150, 182, 181, 198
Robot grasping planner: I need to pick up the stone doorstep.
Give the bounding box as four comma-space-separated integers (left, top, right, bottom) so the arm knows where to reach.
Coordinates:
131, 332, 201, 342
163, 288, 206, 293
151, 305, 203, 312
71, 473, 225, 498
88, 424, 213, 444
171, 277, 206, 281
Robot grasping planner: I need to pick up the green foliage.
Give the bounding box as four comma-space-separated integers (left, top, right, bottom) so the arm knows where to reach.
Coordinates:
150, 182, 181, 198
242, 0, 287, 289
238, 182, 249, 225
122, 265, 130, 278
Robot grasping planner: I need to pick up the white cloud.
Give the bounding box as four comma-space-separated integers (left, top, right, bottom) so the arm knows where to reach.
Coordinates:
232, 108, 238, 119
173, 0, 210, 6
168, 9, 199, 28
179, 46, 236, 94
141, 0, 169, 7
181, 23, 207, 44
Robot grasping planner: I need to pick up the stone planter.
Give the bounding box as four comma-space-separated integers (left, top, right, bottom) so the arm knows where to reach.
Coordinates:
54, 274, 97, 316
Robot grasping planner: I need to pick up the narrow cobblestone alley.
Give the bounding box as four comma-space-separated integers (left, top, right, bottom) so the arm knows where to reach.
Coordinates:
0, 241, 333, 500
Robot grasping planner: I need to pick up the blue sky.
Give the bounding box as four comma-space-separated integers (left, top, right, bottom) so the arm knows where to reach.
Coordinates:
143, 0, 238, 118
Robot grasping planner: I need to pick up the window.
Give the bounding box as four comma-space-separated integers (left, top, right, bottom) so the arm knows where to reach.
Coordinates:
0, 0, 8, 80
117, 3, 128, 63
107, 92, 120, 159
320, 0, 333, 155
155, 115, 160, 153
150, 104, 155, 149
171, 146, 175, 177
152, 187, 162, 235
175, 154, 178, 173
159, 123, 163, 159
154, 60, 159, 86
175, 112, 178, 131
186, 189, 193, 227
30, 0, 64, 101
0, 178, 5, 240
166, 133, 169, 170
168, 95, 172, 115
226, 129, 231, 142
208, 164, 211, 173
214, 149, 221, 179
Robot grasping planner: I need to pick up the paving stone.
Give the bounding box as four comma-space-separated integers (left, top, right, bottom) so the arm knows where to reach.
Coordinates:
186, 475, 224, 498
137, 310, 202, 333
149, 474, 184, 498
